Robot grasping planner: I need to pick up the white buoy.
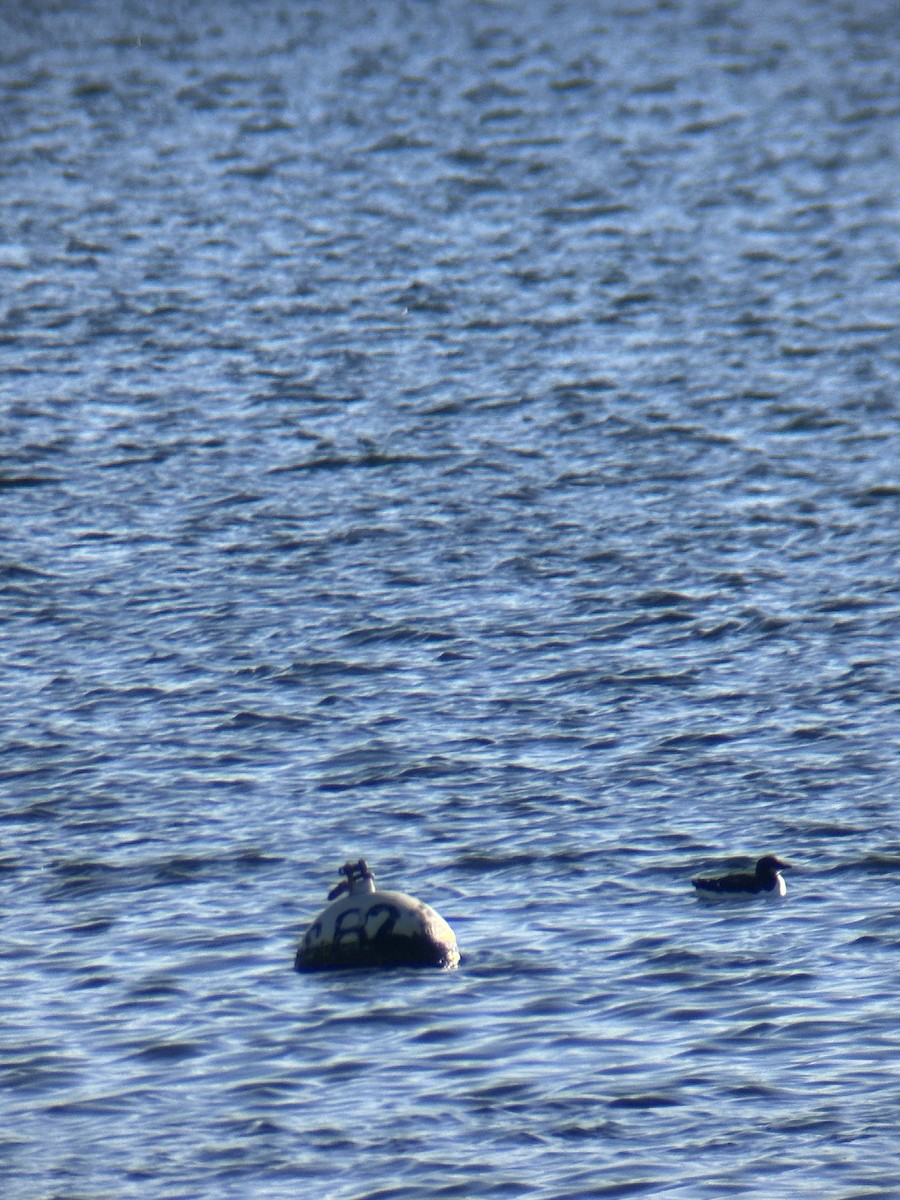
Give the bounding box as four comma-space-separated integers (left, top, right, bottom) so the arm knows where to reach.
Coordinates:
294, 859, 460, 972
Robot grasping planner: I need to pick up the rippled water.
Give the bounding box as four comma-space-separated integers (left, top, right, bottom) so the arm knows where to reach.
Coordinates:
2, 0, 900, 1196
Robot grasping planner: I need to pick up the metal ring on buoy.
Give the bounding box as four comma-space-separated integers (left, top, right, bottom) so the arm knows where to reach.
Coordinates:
294, 859, 460, 972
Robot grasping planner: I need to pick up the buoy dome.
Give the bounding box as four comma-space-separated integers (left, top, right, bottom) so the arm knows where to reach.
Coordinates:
294, 859, 460, 972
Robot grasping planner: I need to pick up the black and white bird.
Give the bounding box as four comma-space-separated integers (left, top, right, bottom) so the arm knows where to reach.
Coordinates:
692, 855, 792, 897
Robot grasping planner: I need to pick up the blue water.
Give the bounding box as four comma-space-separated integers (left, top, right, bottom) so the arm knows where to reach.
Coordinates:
2, 1, 900, 1196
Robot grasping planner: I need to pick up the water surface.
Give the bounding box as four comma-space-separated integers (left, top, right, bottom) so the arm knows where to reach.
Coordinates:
2, 1, 900, 1196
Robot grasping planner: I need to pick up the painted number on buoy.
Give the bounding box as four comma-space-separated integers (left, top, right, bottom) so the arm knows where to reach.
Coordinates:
332, 903, 401, 946
366, 903, 400, 941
